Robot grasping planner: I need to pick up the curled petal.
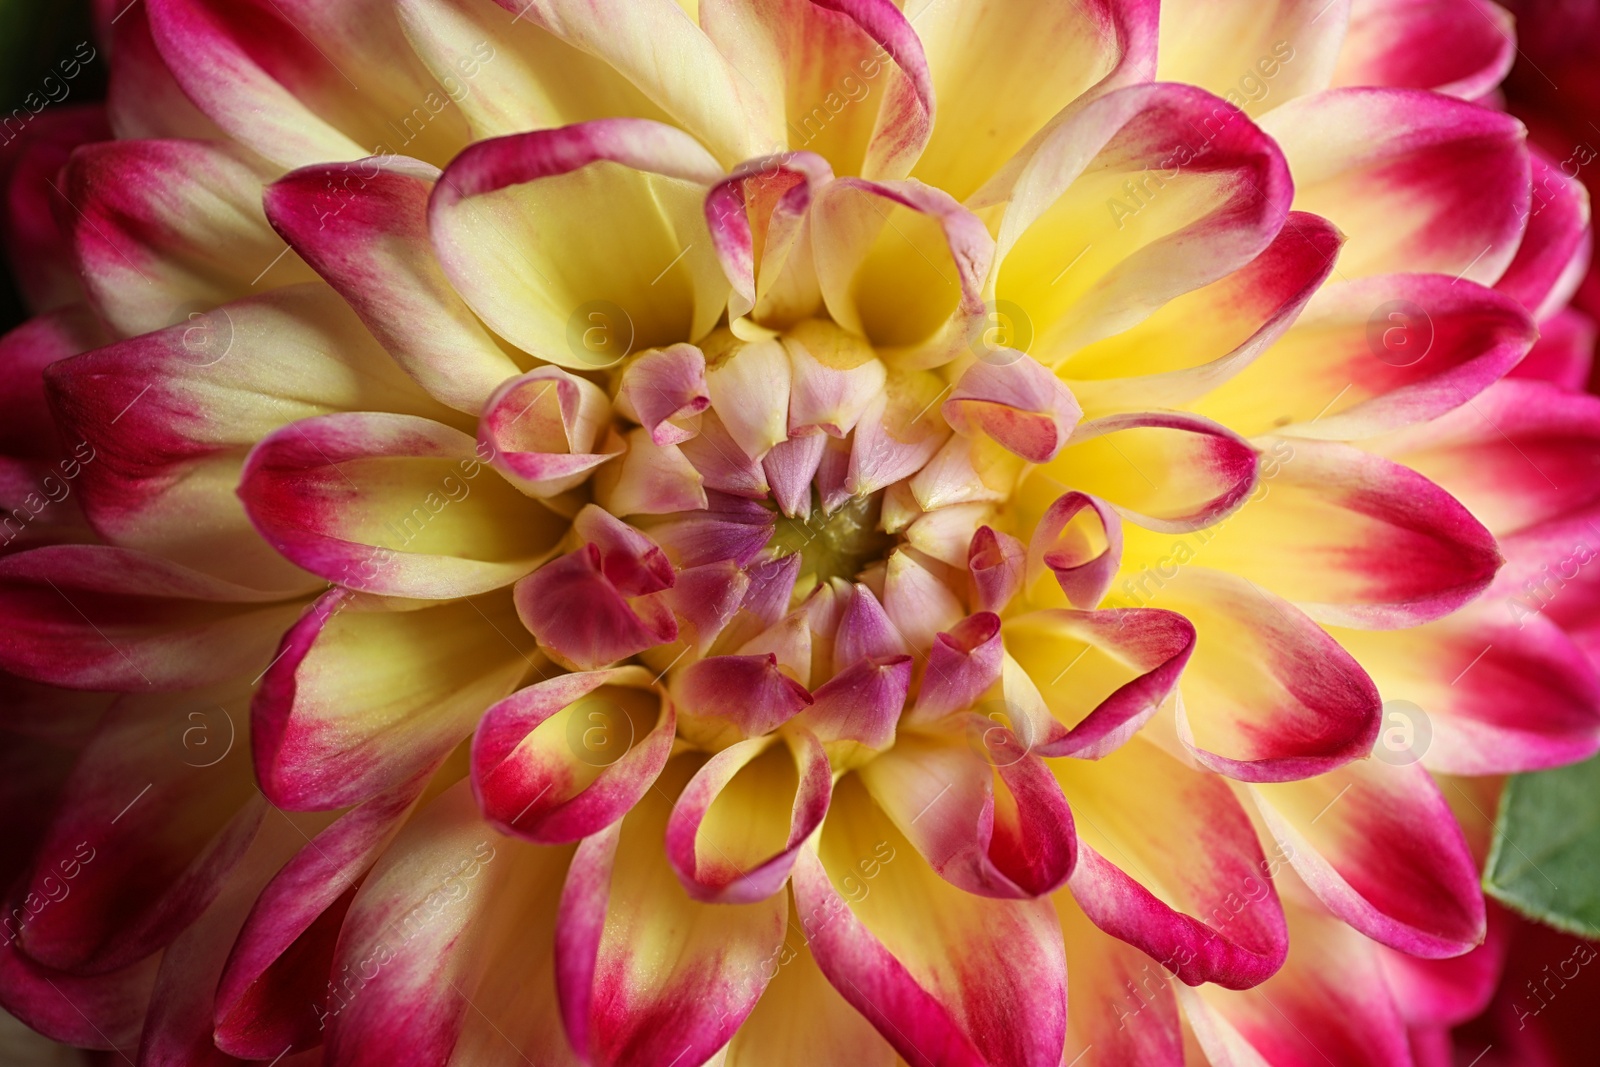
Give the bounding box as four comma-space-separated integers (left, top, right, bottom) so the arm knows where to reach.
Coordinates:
943, 355, 1082, 463
1057, 736, 1289, 989
481, 367, 620, 497
678, 409, 771, 498
515, 547, 678, 672
666, 730, 832, 903
1002, 607, 1194, 759
472, 667, 673, 844
429, 118, 729, 370
703, 150, 832, 324
860, 730, 1077, 899
1249, 758, 1486, 958
966, 526, 1026, 614
1044, 412, 1258, 534
910, 611, 1004, 723
674, 653, 813, 748
1027, 491, 1123, 609
615, 343, 710, 446
813, 176, 994, 369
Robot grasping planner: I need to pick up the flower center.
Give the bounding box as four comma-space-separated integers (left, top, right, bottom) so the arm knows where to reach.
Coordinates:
764, 490, 895, 591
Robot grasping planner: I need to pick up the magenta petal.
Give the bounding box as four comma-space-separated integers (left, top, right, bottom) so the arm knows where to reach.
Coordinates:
471, 668, 673, 844
675, 653, 813, 744
616, 343, 710, 446
515, 545, 677, 671
665, 731, 832, 904
1028, 492, 1123, 609
967, 526, 1026, 615
944, 356, 1082, 463
911, 612, 1004, 723
800, 654, 913, 752
833, 582, 908, 670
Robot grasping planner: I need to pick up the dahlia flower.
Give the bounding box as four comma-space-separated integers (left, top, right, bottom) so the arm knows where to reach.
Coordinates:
0, 1, 1596, 1065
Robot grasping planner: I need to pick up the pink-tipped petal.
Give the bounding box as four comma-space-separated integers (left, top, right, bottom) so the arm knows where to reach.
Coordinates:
1046, 412, 1258, 534
0, 545, 300, 691
265, 156, 522, 413
616, 343, 711, 446
966, 526, 1026, 614
665, 730, 832, 903
792, 774, 1068, 1067
240, 412, 567, 599
1168, 439, 1502, 629
1497, 145, 1593, 321
1259, 87, 1528, 283
472, 667, 673, 844
254, 589, 534, 811
1135, 568, 1382, 782
860, 728, 1077, 899
556, 756, 788, 1067
1332, 0, 1516, 100
1057, 735, 1289, 989
1002, 607, 1195, 759
944, 356, 1083, 463
1249, 758, 1486, 958
1027, 492, 1123, 609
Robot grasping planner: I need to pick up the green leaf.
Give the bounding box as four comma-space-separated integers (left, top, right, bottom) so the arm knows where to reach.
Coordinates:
1485, 754, 1600, 938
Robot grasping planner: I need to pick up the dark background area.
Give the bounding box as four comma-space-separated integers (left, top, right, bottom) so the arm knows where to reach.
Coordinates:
0, 0, 103, 334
